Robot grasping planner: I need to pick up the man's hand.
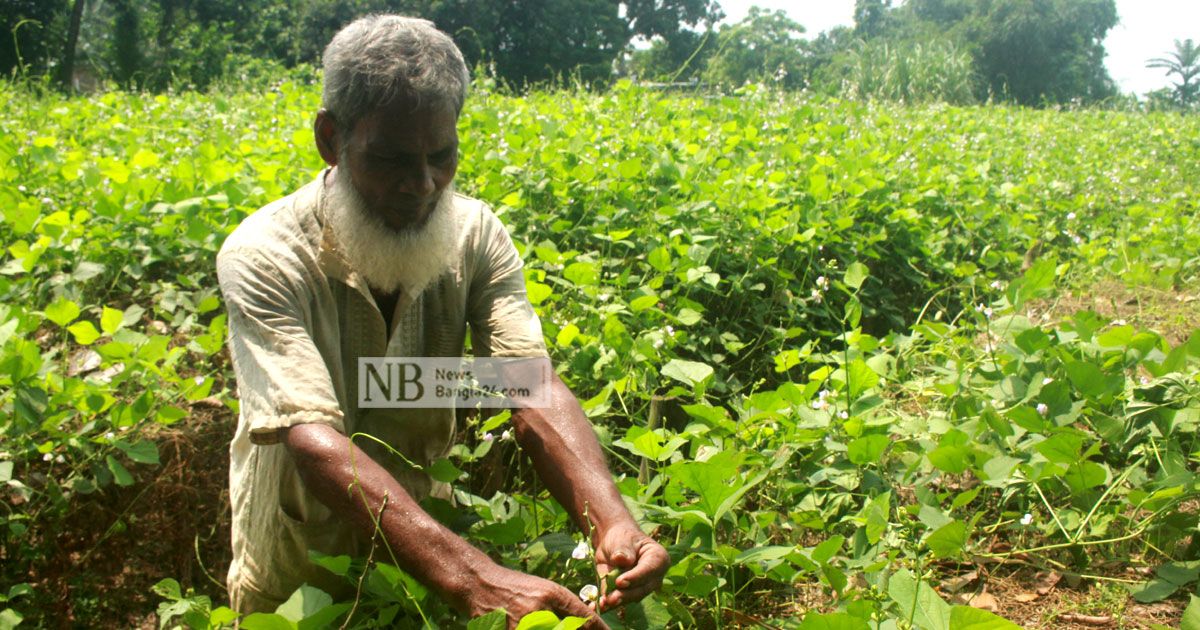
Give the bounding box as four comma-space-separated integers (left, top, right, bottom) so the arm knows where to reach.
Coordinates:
592, 521, 670, 611
464, 564, 609, 629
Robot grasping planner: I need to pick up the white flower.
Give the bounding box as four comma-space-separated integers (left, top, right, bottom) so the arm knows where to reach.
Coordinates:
105, 431, 115, 440
1140, 376, 1151, 386
41, 197, 52, 205
837, 410, 849, 420
989, 280, 1002, 290
579, 584, 599, 604
193, 376, 205, 385
1042, 377, 1054, 385
1066, 212, 1076, 221
42, 452, 52, 462
482, 432, 494, 442
816, 276, 829, 290
17, 185, 26, 192
665, 325, 675, 336
501, 429, 513, 441
1020, 513, 1033, 526
1036, 403, 1049, 417
810, 288, 823, 303
571, 541, 589, 560
811, 399, 828, 410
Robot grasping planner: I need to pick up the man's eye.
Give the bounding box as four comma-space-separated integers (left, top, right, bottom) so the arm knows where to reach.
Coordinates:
431, 149, 455, 163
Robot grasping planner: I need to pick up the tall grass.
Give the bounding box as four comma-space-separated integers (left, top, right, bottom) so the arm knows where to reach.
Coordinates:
837, 38, 977, 104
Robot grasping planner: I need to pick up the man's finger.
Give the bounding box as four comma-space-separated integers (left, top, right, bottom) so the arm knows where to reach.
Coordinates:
613, 545, 669, 588
601, 582, 658, 608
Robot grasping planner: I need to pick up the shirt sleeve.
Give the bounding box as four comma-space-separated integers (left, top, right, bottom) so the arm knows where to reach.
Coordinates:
467, 207, 549, 359
217, 246, 345, 445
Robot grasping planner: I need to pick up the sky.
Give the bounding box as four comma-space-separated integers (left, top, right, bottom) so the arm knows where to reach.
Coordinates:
715, 0, 1199, 97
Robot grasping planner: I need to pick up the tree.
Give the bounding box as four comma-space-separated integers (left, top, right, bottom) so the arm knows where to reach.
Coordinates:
703, 7, 806, 89
1146, 38, 1199, 109
629, 28, 716, 82
1, 0, 63, 79
853, 0, 890, 38
886, 0, 1118, 105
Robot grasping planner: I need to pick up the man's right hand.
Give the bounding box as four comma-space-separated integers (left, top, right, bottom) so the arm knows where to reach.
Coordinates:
463, 564, 609, 629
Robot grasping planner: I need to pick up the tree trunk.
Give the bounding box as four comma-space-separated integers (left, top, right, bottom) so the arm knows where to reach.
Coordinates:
59, 0, 86, 91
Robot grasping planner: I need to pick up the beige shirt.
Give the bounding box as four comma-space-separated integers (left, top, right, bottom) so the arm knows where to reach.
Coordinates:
216, 175, 547, 608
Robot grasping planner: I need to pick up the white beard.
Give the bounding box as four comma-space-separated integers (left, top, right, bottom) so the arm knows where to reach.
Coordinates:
325, 167, 461, 297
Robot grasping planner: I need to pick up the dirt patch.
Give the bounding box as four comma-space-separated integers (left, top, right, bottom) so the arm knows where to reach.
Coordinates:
17, 401, 235, 629
1028, 280, 1200, 347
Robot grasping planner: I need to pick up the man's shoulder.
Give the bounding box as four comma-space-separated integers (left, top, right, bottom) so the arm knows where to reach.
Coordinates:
218, 178, 323, 265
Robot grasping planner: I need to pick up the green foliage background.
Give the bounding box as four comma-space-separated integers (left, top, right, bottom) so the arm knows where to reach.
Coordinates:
1, 79, 1200, 626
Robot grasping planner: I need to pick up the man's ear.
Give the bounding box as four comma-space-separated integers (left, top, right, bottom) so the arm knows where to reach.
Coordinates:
314, 109, 341, 166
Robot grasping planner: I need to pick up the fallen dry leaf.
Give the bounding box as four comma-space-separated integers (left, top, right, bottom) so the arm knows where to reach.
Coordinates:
1035, 570, 1063, 595
942, 570, 979, 593
1013, 592, 1040, 603
1057, 612, 1113, 626
967, 591, 999, 612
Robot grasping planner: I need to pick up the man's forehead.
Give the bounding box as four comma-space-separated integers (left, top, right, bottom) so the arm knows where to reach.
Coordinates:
356, 100, 459, 149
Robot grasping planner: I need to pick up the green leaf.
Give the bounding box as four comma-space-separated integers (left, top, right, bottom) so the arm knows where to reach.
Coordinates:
100, 307, 124, 335
947, 605, 1022, 629
106, 455, 134, 486
514, 610, 562, 630
0, 609, 23, 630
661, 359, 713, 388
888, 569, 951, 630
647, 246, 672, 272
843, 262, 869, 291
151, 578, 182, 600
1180, 594, 1200, 630
864, 492, 890, 545
1035, 433, 1083, 465
68, 321, 100, 345
929, 445, 970, 474
847, 434, 889, 465
1131, 578, 1180, 603
308, 552, 352, 577
275, 585, 330, 622
428, 458, 465, 483
239, 613, 295, 630
926, 521, 968, 559
617, 158, 642, 178
1065, 361, 1119, 398
615, 426, 687, 462
468, 610, 508, 630
562, 261, 599, 286
846, 359, 879, 400
629, 294, 658, 312
116, 440, 160, 465
799, 611, 870, 630
44, 297, 80, 327
667, 451, 743, 523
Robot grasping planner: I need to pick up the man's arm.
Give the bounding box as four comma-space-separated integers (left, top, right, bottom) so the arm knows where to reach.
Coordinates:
510, 373, 670, 610
282, 423, 604, 627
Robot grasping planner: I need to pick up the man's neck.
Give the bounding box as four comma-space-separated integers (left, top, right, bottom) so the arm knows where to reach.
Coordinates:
370, 286, 401, 333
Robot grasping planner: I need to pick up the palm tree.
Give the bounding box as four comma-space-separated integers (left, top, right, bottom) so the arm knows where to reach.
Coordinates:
1146, 38, 1199, 108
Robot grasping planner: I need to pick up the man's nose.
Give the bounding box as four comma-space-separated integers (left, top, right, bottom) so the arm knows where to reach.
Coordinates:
400, 160, 436, 197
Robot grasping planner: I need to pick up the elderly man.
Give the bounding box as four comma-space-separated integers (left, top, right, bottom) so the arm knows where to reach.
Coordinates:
215, 14, 668, 627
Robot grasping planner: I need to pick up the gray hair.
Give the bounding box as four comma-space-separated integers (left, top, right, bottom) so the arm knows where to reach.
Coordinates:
321, 15, 469, 134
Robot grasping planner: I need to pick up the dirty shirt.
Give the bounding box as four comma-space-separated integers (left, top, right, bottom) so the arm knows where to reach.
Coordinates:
215, 175, 547, 611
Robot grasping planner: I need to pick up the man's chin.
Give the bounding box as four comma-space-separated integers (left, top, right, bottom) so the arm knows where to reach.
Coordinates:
381, 204, 437, 233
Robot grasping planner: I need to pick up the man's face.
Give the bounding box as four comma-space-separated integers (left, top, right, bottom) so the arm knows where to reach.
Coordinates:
337, 98, 459, 233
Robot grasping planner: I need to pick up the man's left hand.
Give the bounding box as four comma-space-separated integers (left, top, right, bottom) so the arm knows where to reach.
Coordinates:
592, 521, 670, 610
